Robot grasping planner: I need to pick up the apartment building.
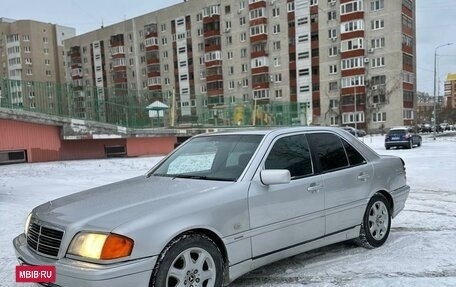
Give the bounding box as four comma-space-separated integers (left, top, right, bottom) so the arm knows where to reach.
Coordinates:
444, 73, 456, 109
64, 0, 416, 130
0, 18, 75, 111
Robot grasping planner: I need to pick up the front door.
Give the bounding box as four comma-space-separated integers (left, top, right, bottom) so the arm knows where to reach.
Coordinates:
248, 133, 325, 258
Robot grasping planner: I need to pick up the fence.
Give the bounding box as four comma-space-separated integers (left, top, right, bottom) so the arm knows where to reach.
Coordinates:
0, 78, 308, 128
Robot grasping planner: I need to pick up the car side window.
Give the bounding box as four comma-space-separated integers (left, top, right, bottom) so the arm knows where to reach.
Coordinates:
307, 133, 349, 172
265, 134, 313, 178
341, 139, 367, 166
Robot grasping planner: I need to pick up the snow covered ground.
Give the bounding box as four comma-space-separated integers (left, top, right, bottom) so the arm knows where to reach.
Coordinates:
0, 133, 455, 287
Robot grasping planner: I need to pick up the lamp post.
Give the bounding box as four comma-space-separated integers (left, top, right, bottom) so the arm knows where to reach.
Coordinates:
433, 43, 453, 140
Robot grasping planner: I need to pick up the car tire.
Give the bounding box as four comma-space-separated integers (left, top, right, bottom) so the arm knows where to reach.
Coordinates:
150, 233, 224, 287
355, 193, 391, 249
385, 146, 390, 150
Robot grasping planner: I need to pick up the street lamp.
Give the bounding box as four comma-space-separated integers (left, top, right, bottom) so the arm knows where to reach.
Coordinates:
433, 43, 453, 140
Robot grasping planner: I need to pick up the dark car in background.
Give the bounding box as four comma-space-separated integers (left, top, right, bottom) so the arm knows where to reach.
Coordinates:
385, 127, 422, 149
341, 126, 367, 137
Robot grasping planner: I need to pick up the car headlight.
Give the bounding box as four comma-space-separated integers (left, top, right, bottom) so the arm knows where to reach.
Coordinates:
24, 213, 32, 237
68, 232, 134, 260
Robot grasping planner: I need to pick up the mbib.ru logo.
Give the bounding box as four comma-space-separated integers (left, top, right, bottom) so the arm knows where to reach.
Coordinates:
16, 265, 56, 283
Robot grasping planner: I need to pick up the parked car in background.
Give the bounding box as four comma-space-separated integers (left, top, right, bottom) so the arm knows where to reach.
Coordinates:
419, 124, 432, 133
14, 127, 410, 287
385, 127, 422, 149
341, 126, 367, 137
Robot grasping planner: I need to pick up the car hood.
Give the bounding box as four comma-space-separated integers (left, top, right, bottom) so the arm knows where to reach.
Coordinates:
32, 175, 230, 232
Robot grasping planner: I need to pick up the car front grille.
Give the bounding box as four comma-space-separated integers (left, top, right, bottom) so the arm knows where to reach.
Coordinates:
27, 221, 64, 258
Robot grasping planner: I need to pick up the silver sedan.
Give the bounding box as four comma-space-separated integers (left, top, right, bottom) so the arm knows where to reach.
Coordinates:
14, 127, 409, 287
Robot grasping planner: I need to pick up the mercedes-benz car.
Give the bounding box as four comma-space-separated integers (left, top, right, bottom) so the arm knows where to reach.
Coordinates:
14, 127, 409, 287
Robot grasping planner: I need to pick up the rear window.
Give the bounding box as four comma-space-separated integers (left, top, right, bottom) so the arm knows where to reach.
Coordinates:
388, 129, 406, 136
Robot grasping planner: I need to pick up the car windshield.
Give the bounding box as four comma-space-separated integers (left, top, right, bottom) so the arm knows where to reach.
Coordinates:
151, 134, 264, 181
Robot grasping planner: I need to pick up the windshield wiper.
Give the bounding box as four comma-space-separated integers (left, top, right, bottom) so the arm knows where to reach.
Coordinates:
173, 174, 236, 181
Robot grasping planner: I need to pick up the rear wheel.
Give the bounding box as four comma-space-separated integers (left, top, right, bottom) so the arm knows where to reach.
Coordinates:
150, 234, 224, 287
355, 193, 391, 249
407, 140, 412, 149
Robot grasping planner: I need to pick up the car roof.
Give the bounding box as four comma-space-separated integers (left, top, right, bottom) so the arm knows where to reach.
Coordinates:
194, 126, 349, 137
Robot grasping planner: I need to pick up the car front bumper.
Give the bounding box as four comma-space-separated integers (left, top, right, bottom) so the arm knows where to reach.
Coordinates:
390, 185, 410, 218
13, 233, 156, 287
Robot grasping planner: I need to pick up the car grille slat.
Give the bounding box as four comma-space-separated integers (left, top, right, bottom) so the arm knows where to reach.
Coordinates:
26, 221, 64, 258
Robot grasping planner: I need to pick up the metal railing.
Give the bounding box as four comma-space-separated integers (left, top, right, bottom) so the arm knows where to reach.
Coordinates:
0, 78, 308, 129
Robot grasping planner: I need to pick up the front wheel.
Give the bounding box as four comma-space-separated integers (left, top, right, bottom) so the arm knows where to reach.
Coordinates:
355, 193, 391, 249
150, 234, 224, 287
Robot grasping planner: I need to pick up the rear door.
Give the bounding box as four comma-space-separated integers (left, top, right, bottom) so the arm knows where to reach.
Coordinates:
306, 132, 373, 234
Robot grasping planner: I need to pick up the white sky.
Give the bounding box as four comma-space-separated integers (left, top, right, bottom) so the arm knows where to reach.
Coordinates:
1, 0, 456, 95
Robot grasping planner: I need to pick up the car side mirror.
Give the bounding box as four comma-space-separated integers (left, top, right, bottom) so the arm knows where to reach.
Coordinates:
260, 169, 291, 185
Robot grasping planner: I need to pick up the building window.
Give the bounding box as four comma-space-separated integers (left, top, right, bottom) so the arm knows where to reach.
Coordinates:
371, 19, 385, 30
298, 34, 309, 42
273, 41, 281, 50
229, 81, 235, 89
329, 46, 338, 57
240, 32, 246, 42
287, 1, 295, 12
298, 51, 310, 59
329, 64, 338, 74
297, 17, 308, 26
371, 57, 385, 68
370, 0, 384, 11
329, 81, 338, 91
299, 68, 310, 76
45, 59, 50, 65
275, 89, 283, 98
402, 34, 413, 47
341, 57, 364, 70
403, 109, 414, 120
241, 64, 248, 72
250, 8, 266, 20
273, 24, 281, 34
341, 1, 364, 15
328, 11, 337, 21
373, 112, 386, 122
250, 24, 267, 36
341, 20, 364, 33
274, 73, 282, 82
341, 75, 365, 88
299, 85, 310, 93
239, 0, 246, 10
341, 38, 364, 52
328, 28, 337, 39
330, 99, 339, 108
273, 57, 281, 67
371, 37, 385, 49
342, 112, 364, 124
402, 15, 413, 29
273, 7, 280, 17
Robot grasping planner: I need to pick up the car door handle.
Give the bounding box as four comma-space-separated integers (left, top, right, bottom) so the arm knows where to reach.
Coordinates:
357, 173, 370, 181
307, 183, 323, 193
